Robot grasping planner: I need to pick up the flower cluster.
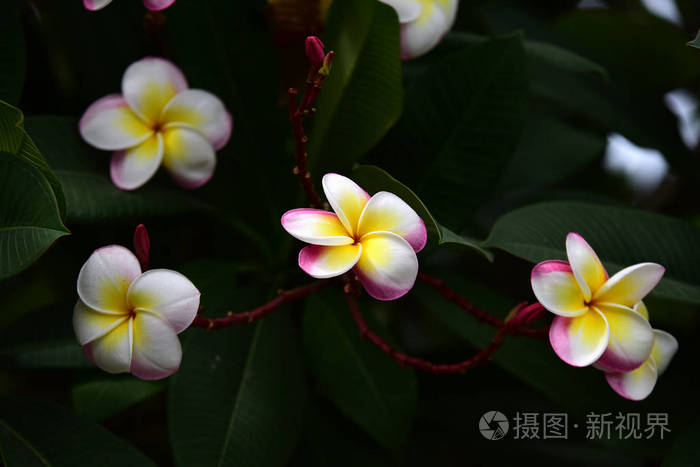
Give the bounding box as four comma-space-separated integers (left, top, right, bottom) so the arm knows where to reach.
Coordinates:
74, 242, 200, 380
282, 173, 427, 301
84, 0, 175, 11
79, 57, 232, 190
531, 233, 678, 400
379, 0, 459, 59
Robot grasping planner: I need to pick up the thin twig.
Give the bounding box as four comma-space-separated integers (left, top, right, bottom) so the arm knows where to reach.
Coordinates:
191, 279, 336, 330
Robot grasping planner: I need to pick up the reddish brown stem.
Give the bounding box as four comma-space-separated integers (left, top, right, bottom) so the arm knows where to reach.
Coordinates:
417, 272, 548, 338
345, 292, 515, 374
191, 279, 336, 330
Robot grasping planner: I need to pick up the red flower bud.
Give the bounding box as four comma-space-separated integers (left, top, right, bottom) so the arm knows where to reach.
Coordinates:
305, 36, 325, 69
133, 224, 151, 271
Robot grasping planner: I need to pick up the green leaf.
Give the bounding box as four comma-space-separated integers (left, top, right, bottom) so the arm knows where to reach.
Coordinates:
308, 0, 403, 173
375, 35, 528, 230
0, 152, 69, 280
485, 201, 700, 304
663, 418, 700, 466
688, 29, 700, 50
0, 304, 91, 369
0, 397, 156, 466
352, 164, 494, 261
0, 102, 66, 220
168, 261, 304, 467
302, 290, 417, 453
498, 112, 606, 190
72, 376, 164, 422
24, 116, 204, 224
0, 4, 26, 105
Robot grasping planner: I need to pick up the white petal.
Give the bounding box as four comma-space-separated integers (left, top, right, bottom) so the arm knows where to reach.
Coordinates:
161, 89, 232, 150
281, 209, 354, 246
84, 0, 113, 10
549, 308, 610, 367
73, 299, 129, 345
650, 329, 678, 375
127, 269, 201, 333
593, 263, 666, 307
530, 260, 588, 317
354, 231, 418, 301
400, 2, 450, 60
298, 244, 362, 279
79, 94, 153, 151
565, 232, 608, 301
321, 173, 371, 237
605, 358, 658, 401
122, 57, 188, 125
130, 312, 182, 380
143, 0, 176, 10
594, 303, 654, 372
357, 191, 427, 252
162, 127, 216, 189
110, 133, 163, 190
379, 0, 423, 22
83, 319, 133, 374
77, 245, 142, 315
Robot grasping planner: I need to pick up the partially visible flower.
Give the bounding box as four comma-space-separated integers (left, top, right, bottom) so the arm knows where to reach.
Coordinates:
84, 0, 176, 11
74, 245, 200, 379
79, 57, 233, 190
379, 0, 459, 60
531, 233, 664, 370
601, 302, 678, 401
281, 173, 427, 301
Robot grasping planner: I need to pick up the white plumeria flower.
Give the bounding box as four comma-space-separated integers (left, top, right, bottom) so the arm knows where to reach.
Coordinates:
531, 233, 665, 370
599, 302, 678, 401
281, 173, 427, 301
79, 57, 232, 190
84, 0, 175, 11
380, 0, 459, 60
73, 245, 200, 380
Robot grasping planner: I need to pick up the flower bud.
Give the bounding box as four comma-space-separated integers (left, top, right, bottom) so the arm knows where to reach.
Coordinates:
305, 36, 325, 69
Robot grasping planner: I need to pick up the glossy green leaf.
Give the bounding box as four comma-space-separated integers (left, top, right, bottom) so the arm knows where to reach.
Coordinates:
0, 4, 26, 105
485, 201, 700, 304
72, 377, 164, 421
302, 290, 417, 453
308, 0, 402, 174
375, 35, 528, 231
352, 164, 494, 261
168, 261, 304, 467
0, 152, 69, 280
0, 397, 156, 466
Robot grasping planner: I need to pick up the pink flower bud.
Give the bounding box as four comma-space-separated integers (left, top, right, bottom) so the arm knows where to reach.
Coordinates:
305, 36, 325, 69
133, 224, 150, 271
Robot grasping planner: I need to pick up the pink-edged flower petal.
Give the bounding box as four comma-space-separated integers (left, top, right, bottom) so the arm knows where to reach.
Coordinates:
399, 1, 450, 60
161, 127, 216, 189
605, 358, 658, 401
77, 245, 142, 315
83, 319, 133, 374
143, 0, 176, 11
565, 233, 608, 301
130, 312, 182, 380
549, 308, 609, 367
379, 0, 423, 22
127, 269, 200, 333
357, 191, 427, 252
593, 263, 666, 308
122, 57, 188, 125
354, 231, 418, 301
650, 329, 678, 375
436, 0, 458, 28
530, 260, 588, 317
299, 244, 362, 279
594, 303, 654, 372
322, 173, 371, 237
110, 133, 163, 190
160, 89, 232, 150
73, 300, 129, 346
79, 94, 153, 151
84, 0, 113, 11
281, 209, 354, 246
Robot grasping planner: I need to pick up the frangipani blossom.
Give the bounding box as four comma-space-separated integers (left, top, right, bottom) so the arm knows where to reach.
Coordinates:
600, 302, 678, 401
73, 245, 200, 379
84, 0, 175, 11
80, 57, 232, 190
281, 173, 427, 301
531, 233, 665, 370
379, 0, 459, 60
